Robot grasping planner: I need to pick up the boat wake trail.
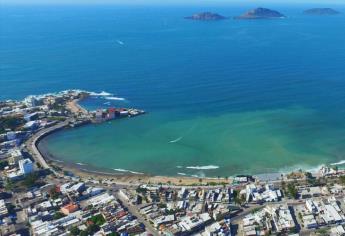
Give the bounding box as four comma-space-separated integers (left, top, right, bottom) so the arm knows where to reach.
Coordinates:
116, 40, 124, 45
168, 122, 199, 144
169, 136, 183, 143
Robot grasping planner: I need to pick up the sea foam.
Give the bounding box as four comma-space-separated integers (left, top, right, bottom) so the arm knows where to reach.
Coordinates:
89, 91, 113, 97
113, 168, 144, 175
186, 165, 219, 170
330, 160, 345, 166
105, 96, 126, 101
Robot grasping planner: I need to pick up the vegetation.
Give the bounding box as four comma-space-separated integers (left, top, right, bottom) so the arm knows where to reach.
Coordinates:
69, 226, 81, 236
4, 179, 14, 191
339, 175, 345, 185
106, 233, 120, 236
286, 183, 298, 199
136, 187, 147, 194
0, 160, 9, 170
22, 173, 39, 188
49, 187, 60, 199
0, 116, 25, 133
233, 189, 246, 206
89, 214, 106, 226
53, 211, 65, 220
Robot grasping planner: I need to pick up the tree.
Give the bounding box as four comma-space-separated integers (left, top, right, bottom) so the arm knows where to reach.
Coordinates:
339, 176, 345, 185
53, 211, 65, 220
69, 226, 80, 236
22, 173, 39, 188
4, 179, 14, 191
49, 187, 60, 199
0, 160, 9, 170
287, 183, 298, 199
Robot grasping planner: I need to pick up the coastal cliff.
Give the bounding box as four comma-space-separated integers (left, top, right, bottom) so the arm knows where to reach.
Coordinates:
235, 7, 285, 19
185, 12, 227, 20
304, 8, 340, 15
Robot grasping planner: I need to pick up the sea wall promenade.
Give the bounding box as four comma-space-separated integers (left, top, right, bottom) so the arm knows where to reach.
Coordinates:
25, 119, 71, 173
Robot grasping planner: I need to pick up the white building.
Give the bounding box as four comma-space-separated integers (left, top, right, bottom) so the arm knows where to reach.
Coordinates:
19, 158, 34, 174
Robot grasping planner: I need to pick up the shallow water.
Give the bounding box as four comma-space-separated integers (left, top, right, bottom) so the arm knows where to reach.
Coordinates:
2, 5, 345, 176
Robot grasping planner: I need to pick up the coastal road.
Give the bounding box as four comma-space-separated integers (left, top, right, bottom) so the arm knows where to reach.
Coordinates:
25, 120, 71, 173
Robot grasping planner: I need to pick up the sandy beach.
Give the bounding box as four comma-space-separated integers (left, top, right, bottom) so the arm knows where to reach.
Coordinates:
38, 138, 231, 187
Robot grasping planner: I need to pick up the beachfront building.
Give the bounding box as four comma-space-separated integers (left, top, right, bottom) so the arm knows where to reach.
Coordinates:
18, 158, 34, 175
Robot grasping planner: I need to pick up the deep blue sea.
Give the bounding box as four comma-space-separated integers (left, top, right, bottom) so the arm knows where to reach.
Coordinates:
2, 4, 345, 176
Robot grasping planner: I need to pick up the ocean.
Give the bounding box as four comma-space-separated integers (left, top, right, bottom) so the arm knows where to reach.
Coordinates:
1, 4, 345, 177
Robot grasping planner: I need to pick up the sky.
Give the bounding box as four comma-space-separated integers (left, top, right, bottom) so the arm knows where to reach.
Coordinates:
1, 0, 345, 5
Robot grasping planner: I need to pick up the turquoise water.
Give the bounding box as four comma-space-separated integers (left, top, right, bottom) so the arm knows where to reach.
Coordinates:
2, 5, 345, 176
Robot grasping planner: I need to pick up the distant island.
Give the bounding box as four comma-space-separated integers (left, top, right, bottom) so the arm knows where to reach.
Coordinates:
184, 12, 227, 21
304, 8, 340, 15
235, 7, 285, 19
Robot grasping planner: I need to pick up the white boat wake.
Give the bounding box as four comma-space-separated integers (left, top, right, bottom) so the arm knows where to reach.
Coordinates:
169, 136, 183, 143
116, 40, 124, 45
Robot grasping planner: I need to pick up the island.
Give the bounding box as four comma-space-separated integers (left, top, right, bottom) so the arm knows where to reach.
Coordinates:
184, 12, 227, 21
234, 7, 285, 19
304, 8, 340, 15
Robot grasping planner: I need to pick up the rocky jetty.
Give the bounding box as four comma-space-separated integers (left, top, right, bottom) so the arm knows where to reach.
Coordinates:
304, 8, 340, 15
235, 7, 285, 19
184, 12, 227, 21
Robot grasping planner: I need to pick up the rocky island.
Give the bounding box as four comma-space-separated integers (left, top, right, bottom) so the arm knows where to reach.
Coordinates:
184, 12, 227, 21
235, 7, 285, 19
304, 8, 340, 15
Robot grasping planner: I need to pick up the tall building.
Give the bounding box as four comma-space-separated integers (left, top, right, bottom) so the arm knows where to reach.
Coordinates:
18, 158, 34, 175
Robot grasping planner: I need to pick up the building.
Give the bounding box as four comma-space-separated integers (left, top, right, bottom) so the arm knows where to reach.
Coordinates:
24, 112, 39, 122
60, 203, 79, 215
18, 158, 34, 174
9, 148, 23, 165
0, 199, 8, 217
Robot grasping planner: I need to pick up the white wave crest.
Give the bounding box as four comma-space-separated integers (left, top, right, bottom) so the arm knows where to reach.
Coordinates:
105, 96, 126, 101
76, 162, 86, 166
330, 160, 345, 166
89, 91, 113, 96
186, 165, 219, 170
113, 168, 143, 175
177, 172, 187, 176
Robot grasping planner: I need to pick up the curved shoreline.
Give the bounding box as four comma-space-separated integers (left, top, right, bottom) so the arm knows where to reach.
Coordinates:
31, 120, 231, 186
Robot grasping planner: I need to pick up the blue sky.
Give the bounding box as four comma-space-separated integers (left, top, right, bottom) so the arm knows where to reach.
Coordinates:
1, 0, 345, 5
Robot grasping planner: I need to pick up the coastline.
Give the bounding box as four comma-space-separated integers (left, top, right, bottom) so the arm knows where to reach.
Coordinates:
24, 92, 332, 185
35, 123, 233, 186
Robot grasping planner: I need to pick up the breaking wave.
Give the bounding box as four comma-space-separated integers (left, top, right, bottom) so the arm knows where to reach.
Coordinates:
105, 96, 126, 101
330, 160, 345, 166
113, 168, 144, 175
186, 165, 219, 170
89, 91, 113, 97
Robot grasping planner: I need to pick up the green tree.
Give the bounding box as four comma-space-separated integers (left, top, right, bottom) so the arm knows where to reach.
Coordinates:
4, 179, 14, 191
22, 173, 39, 188
287, 183, 298, 199
69, 226, 80, 236
339, 176, 345, 185
53, 211, 65, 220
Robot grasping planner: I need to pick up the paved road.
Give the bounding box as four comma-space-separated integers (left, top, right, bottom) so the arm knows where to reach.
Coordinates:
25, 120, 71, 173
115, 191, 159, 236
